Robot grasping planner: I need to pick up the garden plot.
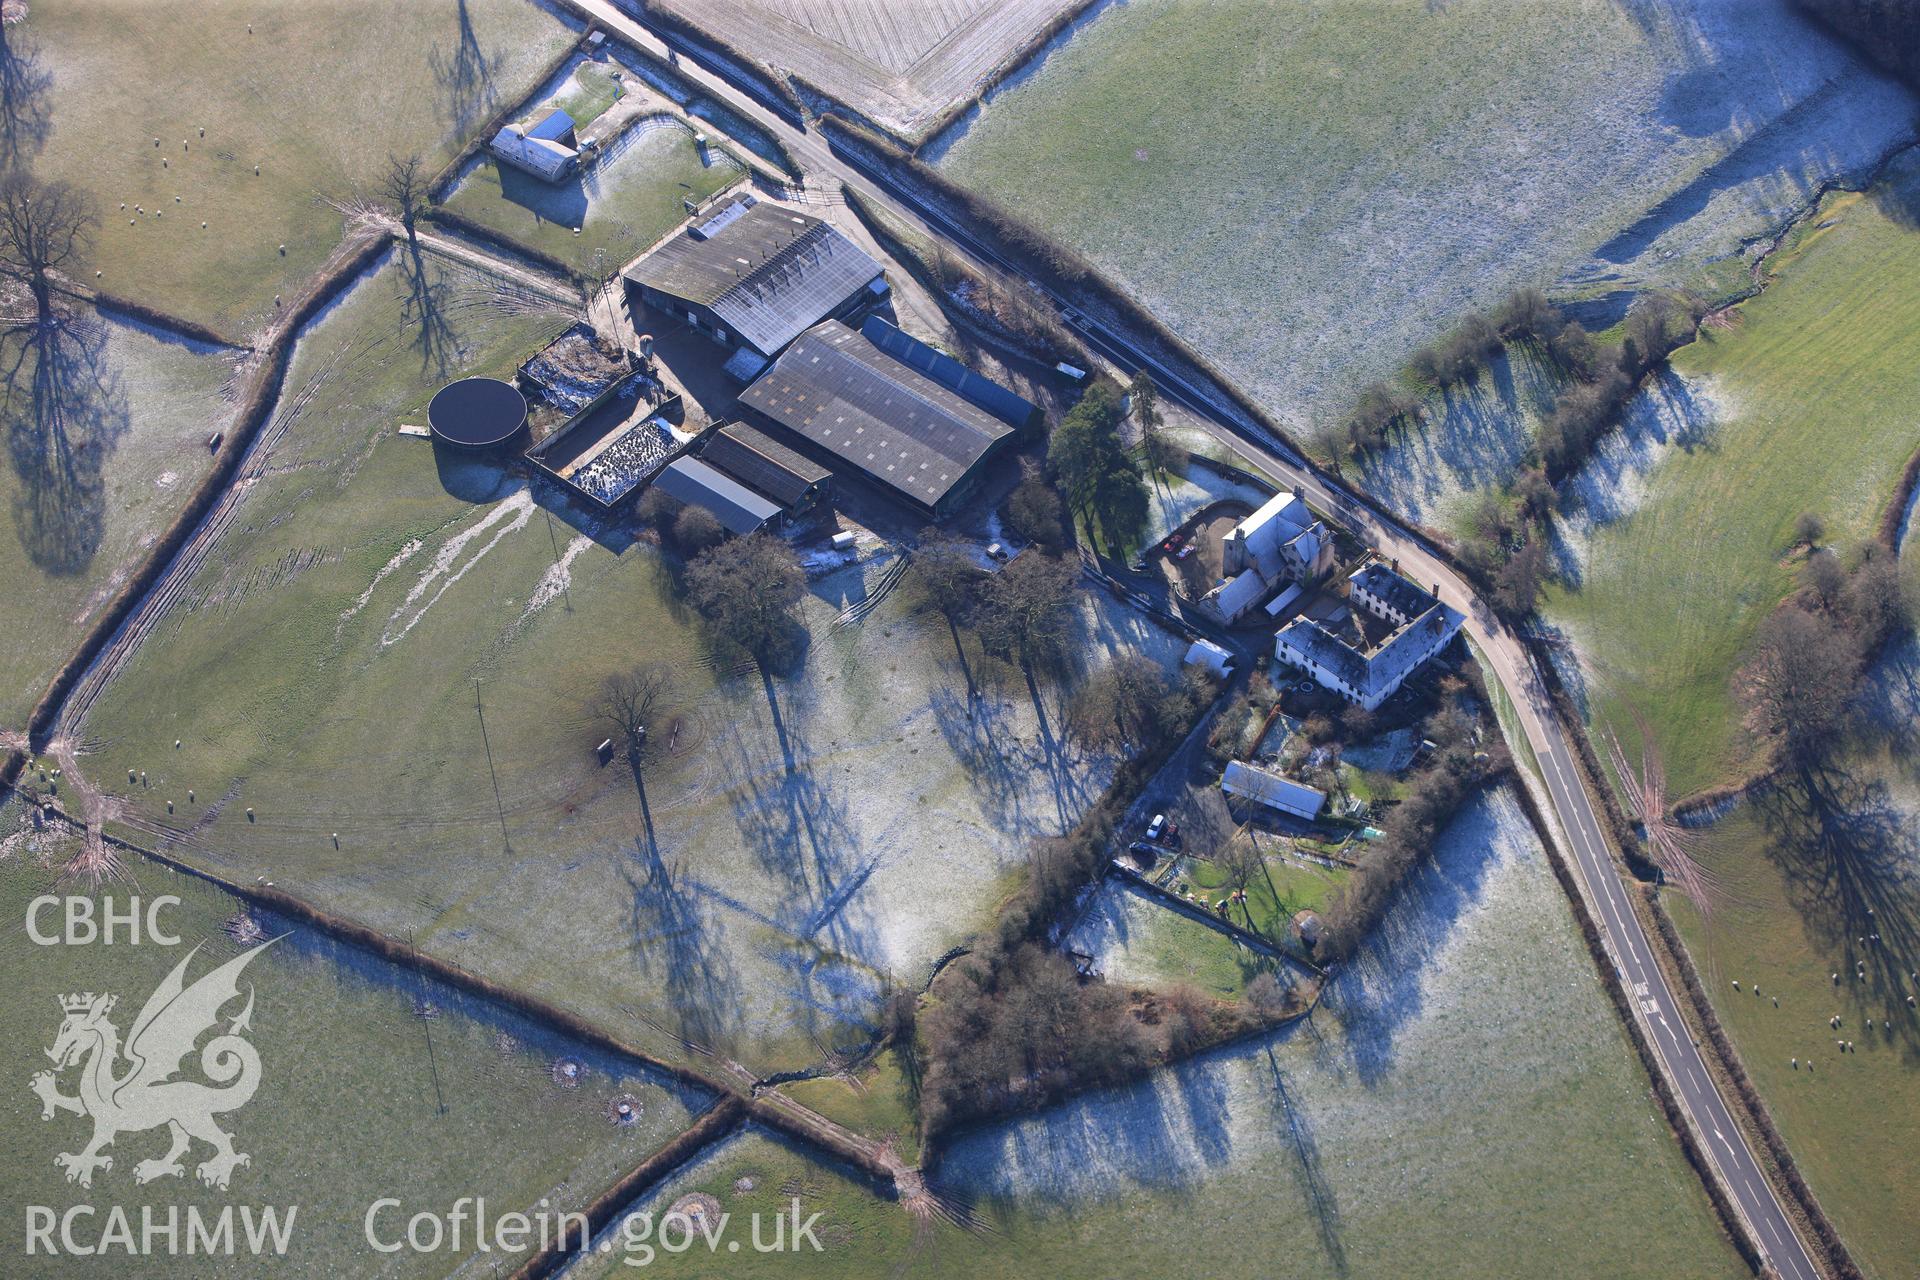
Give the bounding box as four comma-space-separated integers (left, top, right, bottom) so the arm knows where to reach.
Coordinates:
440, 116, 743, 273
652, 0, 1082, 140
0, 309, 236, 729
0, 806, 708, 1279
568, 788, 1744, 1279
1543, 153, 1920, 798
1063, 878, 1282, 998
933, 0, 1918, 432
25, 0, 578, 334
72, 249, 1186, 1078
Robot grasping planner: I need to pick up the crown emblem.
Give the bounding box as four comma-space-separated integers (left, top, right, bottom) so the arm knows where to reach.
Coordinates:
59, 992, 114, 1015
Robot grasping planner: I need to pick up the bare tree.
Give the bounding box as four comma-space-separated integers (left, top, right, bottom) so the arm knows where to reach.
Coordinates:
910, 527, 981, 623
383, 152, 426, 241
684, 531, 805, 661
1006, 462, 1065, 548
589, 664, 676, 768
979, 551, 1079, 666
0, 170, 95, 326
1736, 604, 1862, 767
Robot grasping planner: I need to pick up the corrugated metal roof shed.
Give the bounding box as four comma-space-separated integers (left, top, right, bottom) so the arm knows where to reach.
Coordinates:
1221, 761, 1326, 819
738, 320, 1015, 513
624, 197, 883, 357
653, 456, 781, 535
700, 422, 829, 510
859, 316, 1038, 429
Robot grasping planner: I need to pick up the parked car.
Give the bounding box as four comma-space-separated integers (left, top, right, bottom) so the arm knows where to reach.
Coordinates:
985, 541, 1010, 562
1175, 544, 1196, 560
1145, 813, 1179, 843
1161, 533, 1185, 554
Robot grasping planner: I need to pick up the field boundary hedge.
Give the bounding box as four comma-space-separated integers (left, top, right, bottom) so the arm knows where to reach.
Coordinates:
1507, 775, 1766, 1276
818, 113, 1305, 456
840, 183, 1087, 369
417, 205, 593, 288
913, 0, 1108, 151
509, 1096, 750, 1280
23, 232, 392, 751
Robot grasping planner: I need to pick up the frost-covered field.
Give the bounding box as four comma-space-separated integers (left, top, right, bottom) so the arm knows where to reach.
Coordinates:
73, 250, 1185, 1076
0, 311, 237, 728
0, 812, 708, 1279
933, 0, 1919, 429
1353, 345, 1564, 534
568, 789, 1744, 1279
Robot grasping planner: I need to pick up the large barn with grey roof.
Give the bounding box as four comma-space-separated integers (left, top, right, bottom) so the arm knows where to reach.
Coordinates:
622, 195, 886, 371
736, 317, 1036, 518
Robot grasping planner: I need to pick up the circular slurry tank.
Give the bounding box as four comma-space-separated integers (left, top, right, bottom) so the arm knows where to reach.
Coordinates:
427, 377, 528, 451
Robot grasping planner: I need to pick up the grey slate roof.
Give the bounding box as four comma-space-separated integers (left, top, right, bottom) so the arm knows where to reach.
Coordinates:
653, 456, 781, 536
700, 422, 829, 509
738, 320, 1014, 512
1351, 561, 1438, 618
624, 197, 883, 357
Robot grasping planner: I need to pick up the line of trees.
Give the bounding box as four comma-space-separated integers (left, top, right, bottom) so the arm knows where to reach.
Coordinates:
1340, 286, 1706, 622
1735, 534, 1909, 772
1315, 690, 1508, 962
913, 661, 1289, 1140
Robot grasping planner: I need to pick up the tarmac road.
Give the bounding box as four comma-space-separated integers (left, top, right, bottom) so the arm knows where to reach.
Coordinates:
559, 5, 1823, 1273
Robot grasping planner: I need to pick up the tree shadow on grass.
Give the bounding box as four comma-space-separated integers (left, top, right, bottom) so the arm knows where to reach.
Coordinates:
1754, 764, 1920, 1059
1260, 1043, 1348, 1278
619, 787, 742, 1054
395, 238, 461, 379
1323, 789, 1506, 1087
0, 24, 51, 171
3, 314, 130, 577
430, 0, 500, 139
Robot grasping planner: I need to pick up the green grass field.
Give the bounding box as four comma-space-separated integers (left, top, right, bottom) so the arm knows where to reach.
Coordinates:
439, 118, 742, 272
1180, 849, 1349, 942
27, 0, 577, 334
1545, 157, 1920, 798
777, 1053, 920, 1165
1064, 878, 1286, 998
572, 788, 1744, 1280
932, 0, 1916, 434
1540, 153, 1920, 1275
1665, 786, 1920, 1280
0, 311, 233, 729
72, 247, 1188, 1081
0, 805, 708, 1277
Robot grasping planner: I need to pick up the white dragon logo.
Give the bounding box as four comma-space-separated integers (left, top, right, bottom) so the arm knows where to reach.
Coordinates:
29, 940, 278, 1190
